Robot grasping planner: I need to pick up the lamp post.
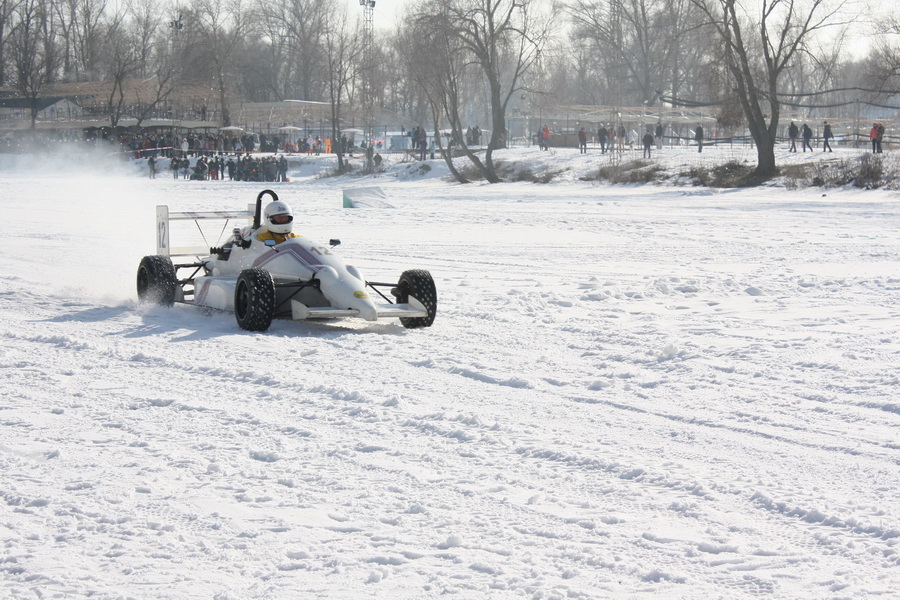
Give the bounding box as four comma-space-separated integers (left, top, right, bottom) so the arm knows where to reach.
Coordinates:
359, 0, 375, 169
168, 16, 184, 123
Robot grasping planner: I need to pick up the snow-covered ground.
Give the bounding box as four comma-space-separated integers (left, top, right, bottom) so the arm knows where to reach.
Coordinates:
1, 144, 898, 599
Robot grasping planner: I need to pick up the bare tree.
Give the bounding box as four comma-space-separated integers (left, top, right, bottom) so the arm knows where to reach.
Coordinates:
322, 6, 364, 173
659, 0, 712, 105
690, 0, 847, 178
0, 0, 24, 86
125, 0, 163, 78
53, 0, 114, 81
189, 0, 250, 126
568, 0, 710, 107
407, 9, 475, 183
861, 8, 900, 95
381, 28, 431, 125
132, 70, 179, 127
428, 0, 557, 183
254, 0, 331, 101
101, 20, 138, 128
9, 0, 57, 127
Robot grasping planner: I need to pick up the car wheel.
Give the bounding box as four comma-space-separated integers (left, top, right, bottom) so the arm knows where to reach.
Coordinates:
395, 269, 437, 328
137, 255, 177, 305
235, 268, 275, 331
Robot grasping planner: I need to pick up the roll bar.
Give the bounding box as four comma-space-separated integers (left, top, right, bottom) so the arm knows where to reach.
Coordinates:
254, 189, 279, 229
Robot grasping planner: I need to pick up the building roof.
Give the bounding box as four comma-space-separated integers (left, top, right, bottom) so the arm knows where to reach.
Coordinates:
0, 96, 75, 111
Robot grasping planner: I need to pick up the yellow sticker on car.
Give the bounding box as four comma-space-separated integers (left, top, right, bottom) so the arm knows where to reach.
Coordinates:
354, 291, 370, 299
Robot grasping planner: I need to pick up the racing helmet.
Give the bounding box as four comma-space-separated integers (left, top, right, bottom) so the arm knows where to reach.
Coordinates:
264, 200, 294, 234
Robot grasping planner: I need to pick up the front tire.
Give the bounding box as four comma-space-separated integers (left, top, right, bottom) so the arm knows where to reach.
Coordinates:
395, 269, 437, 328
136, 255, 177, 305
235, 268, 275, 331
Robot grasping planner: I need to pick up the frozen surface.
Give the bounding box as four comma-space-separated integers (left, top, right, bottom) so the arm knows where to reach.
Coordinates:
0, 145, 898, 599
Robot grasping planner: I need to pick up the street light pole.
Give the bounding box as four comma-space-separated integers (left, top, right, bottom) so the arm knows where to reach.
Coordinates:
360, 0, 375, 169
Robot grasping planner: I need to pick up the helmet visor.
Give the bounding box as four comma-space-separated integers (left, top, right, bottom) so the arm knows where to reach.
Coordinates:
270, 214, 293, 225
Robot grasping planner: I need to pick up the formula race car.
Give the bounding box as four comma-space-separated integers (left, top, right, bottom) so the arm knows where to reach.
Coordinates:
136, 190, 436, 331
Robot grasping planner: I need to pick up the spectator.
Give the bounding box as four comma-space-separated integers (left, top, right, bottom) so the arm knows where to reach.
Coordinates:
801, 123, 813, 152
419, 130, 428, 160
788, 122, 798, 152
695, 124, 703, 153
597, 124, 608, 154
578, 127, 587, 154
642, 129, 654, 158
872, 122, 885, 153
822, 121, 833, 152
655, 122, 664, 150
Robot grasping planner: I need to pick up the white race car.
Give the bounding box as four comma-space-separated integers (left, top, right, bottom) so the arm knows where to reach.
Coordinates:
136, 190, 436, 331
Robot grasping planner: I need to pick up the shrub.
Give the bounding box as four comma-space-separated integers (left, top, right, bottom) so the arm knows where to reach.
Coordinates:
586, 159, 664, 184
710, 161, 756, 187
780, 154, 887, 189
854, 153, 883, 188
453, 161, 486, 181
780, 164, 813, 189
682, 166, 710, 186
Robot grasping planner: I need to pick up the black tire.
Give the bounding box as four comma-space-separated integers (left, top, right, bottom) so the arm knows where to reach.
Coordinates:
136, 255, 177, 306
395, 269, 437, 328
234, 268, 276, 331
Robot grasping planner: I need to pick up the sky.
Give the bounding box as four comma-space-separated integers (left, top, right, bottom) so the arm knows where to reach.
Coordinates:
345, 0, 896, 60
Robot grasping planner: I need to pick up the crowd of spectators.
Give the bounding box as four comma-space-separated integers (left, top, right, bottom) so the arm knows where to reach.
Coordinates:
159, 154, 289, 181
534, 122, 890, 154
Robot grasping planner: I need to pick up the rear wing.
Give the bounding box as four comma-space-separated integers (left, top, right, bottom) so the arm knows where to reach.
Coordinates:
156, 204, 255, 257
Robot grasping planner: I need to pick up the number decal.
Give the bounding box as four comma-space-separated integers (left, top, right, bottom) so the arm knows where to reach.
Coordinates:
309, 246, 332, 256
158, 221, 168, 249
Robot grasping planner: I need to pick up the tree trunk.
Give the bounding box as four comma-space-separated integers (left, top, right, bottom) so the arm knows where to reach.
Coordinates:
436, 113, 470, 184
754, 132, 777, 177
481, 85, 505, 184
215, 56, 230, 126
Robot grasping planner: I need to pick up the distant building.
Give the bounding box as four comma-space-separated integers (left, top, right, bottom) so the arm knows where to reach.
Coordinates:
0, 96, 83, 121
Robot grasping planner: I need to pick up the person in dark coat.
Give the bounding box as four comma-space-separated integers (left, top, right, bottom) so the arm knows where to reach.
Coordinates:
823, 122, 834, 152
597, 125, 608, 153
642, 130, 654, 158
801, 123, 813, 152
655, 122, 664, 150
788, 122, 798, 152
695, 124, 703, 153
578, 128, 587, 153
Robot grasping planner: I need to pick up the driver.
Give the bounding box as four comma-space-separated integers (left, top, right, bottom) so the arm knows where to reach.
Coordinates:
256, 200, 300, 244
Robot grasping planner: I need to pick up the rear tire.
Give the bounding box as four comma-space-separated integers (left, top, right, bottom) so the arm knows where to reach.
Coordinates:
395, 269, 437, 328
235, 268, 275, 331
136, 255, 177, 305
